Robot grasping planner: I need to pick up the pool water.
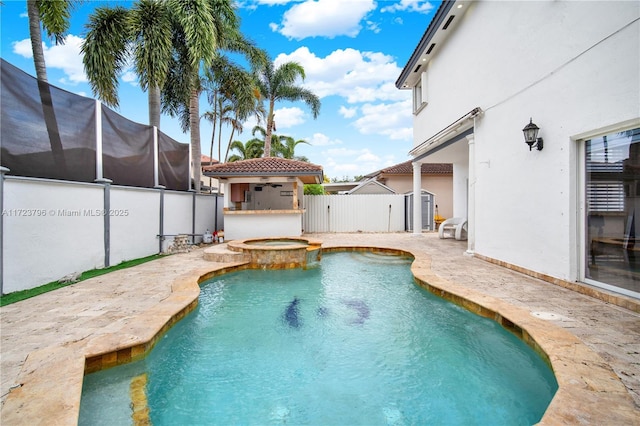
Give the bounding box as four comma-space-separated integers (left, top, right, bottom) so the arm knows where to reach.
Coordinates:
80, 251, 557, 425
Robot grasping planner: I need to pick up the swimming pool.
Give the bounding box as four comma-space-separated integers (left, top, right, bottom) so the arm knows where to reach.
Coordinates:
79, 251, 557, 425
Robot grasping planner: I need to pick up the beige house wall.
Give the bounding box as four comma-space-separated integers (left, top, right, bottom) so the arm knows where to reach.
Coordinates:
383, 175, 453, 218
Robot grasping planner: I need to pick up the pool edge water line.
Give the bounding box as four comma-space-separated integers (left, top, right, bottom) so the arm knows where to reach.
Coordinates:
1, 244, 638, 425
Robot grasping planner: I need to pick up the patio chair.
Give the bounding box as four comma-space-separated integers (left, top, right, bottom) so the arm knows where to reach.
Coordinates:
438, 217, 467, 240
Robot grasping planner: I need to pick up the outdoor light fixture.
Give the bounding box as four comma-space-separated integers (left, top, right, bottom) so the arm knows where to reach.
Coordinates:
522, 118, 543, 151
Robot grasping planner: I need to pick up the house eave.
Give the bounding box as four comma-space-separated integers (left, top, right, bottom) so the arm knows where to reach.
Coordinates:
395, 0, 470, 90
204, 170, 323, 184
409, 107, 483, 158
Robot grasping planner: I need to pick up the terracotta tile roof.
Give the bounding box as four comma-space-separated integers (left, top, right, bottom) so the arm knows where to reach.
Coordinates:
367, 160, 452, 177
203, 157, 323, 183
201, 154, 218, 165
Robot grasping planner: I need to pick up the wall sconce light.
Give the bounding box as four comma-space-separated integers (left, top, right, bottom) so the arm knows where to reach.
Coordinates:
522, 118, 543, 151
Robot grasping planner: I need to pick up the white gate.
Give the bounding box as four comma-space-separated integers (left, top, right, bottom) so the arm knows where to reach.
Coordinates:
303, 194, 405, 233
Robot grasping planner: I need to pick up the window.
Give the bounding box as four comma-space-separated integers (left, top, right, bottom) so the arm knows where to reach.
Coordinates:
584, 127, 640, 296
412, 71, 428, 113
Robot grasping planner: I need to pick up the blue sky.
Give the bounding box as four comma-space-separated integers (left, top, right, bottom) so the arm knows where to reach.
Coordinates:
1, 0, 438, 180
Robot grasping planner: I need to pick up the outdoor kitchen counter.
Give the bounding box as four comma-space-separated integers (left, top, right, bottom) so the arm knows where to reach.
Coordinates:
223, 209, 305, 214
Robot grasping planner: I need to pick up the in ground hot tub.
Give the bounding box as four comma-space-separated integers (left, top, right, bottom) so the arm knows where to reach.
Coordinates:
227, 237, 322, 269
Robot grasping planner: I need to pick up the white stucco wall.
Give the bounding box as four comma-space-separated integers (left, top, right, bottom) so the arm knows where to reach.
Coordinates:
3, 178, 104, 293
163, 191, 194, 250
110, 186, 159, 264
2, 178, 220, 293
194, 194, 218, 236
412, 1, 640, 281
224, 213, 302, 240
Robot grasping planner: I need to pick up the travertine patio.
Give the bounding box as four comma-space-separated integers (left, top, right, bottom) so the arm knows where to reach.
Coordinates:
1, 232, 639, 424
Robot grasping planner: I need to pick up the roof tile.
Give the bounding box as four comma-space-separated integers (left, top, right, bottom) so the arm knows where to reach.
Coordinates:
203, 157, 323, 175
374, 160, 452, 176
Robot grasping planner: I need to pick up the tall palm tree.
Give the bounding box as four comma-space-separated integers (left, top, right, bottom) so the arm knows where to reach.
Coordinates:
202, 97, 236, 163
82, 0, 172, 128
227, 139, 264, 162
254, 60, 321, 157
202, 57, 264, 164
162, 0, 267, 192
27, 0, 79, 172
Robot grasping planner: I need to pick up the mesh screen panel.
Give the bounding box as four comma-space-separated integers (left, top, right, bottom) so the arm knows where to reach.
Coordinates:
1, 59, 96, 181
1, 59, 190, 190
101, 107, 154, 187
158, 132, 189, 190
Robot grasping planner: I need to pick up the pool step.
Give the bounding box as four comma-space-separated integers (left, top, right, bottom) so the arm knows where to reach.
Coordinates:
203, 243, 250, 263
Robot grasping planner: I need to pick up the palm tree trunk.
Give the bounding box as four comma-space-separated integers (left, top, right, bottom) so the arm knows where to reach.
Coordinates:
28, 1, 47, 82
223, 115, 238, 163
148, 85, 161, 129
208, 91, 217, 166
217, 107, 224, 162
190, 88, 202, 192
264, 100, 275, 157
27, 0, 67, 175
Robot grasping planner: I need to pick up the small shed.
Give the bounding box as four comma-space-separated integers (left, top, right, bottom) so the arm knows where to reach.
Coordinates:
203, 158, 323, 240
347, 179, 396, 195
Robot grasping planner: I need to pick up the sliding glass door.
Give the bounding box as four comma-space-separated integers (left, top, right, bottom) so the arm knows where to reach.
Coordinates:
585, 127, 640, 297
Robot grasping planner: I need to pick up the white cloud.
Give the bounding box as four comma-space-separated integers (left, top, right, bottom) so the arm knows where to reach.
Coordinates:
365, 20, 381, 34
237, 0, 294, 10
276, 0, 376, 39
308, 133, 342, 147
356, 149, 380, 162
381, 0, 435, 14
273, 106, 305, 129
11, 39, 32, 57
122, 70, 138, 85
353, 99, 413, 141
275, 47, 405, 103
13, 35, 86, 84
319, 147, 398, 179
339, 105, 358, 118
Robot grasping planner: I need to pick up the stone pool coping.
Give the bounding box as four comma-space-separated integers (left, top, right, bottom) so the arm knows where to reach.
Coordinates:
1, 238, 639, 424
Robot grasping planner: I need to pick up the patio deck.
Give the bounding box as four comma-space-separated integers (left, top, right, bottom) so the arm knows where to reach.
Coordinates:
1, 232, 639, 424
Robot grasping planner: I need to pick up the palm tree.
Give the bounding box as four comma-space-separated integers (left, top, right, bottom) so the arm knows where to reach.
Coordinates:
273, 135, 310, 161
202, 97, 236, 164
254, 60, 321, 157
162, 0, 267, 192
28, 0, 76, 82
227, 139, 264, 162
27, 0, 79, 172
82, 0, 172, 128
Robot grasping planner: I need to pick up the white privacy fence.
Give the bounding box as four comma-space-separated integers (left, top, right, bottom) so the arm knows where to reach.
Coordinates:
1, 175, 223, 294
303, 194, 407, 233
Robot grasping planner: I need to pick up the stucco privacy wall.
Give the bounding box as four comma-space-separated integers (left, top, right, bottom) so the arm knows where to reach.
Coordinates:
3, 178, 104, 293
414, 1, 640, 281
109, 187, 159, 265
158, 191, 219, 252
194, 195, 218, 235
2, 177, 219, 293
